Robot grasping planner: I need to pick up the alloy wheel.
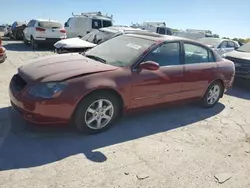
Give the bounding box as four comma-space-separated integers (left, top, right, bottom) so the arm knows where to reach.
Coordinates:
207, 85, 220, 105
84, 99, 114, 130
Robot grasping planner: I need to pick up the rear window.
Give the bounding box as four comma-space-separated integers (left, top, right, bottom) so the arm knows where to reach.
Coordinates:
38, 21, 62, 29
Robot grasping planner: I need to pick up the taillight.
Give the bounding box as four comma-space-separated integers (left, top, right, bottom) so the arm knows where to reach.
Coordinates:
0, 47, 5, 54
60, 29, 66, 33
35, 27, 46, 32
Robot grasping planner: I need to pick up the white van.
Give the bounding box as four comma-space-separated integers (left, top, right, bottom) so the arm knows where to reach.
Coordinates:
64, 11, 113, 38
131, 22, 173, 35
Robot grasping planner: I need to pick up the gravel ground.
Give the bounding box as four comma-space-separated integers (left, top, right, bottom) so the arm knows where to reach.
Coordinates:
0, 39, 250, 188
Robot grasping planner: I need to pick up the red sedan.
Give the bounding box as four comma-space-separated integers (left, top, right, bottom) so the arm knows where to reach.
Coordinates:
9, 32, 235, 133
0, 37, 7, 63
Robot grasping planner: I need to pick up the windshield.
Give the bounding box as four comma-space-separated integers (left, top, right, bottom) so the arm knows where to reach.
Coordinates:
197, 38, 222, 47
82, 30, 115, 44
81, 30, 99, 41
236, 42, 250, 53
95, 30, 115, 43
38, 21, 62, 29
85, 35, 155, 67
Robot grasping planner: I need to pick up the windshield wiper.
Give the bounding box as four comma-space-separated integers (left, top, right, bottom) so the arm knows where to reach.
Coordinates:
85, 55, 106, 63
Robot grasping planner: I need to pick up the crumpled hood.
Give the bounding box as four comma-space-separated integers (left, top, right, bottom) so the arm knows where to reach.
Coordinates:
225, 50, 250, 60
18, 53, 118, 82
54, 38, 97, 49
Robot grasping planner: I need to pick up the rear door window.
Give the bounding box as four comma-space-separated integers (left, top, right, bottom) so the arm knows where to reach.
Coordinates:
219, 41, 228, 48
38, 21, 62, 29
184, 43, 210, 64
144, 42, 181, 66
227, 41, 235, 48
157, 27, 166, 34
92, 19, 102, 29
102, 20, 112, 27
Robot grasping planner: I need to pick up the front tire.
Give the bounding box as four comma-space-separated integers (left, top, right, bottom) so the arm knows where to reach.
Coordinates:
73, 92, 121, 134
201, 81, 223, 108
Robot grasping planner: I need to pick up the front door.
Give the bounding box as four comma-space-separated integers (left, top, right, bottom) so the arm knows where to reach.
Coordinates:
181, 42, 217, 99
130, 42, 184, 109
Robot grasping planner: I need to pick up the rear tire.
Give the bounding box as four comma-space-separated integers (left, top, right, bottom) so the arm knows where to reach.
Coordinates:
72, 92, 122, 134
201, 81, 223, 108
31, 37, 38, 50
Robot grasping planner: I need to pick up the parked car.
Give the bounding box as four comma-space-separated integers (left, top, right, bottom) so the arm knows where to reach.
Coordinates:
173, 31, 206, 40
9, 32, 235, 134
197, 37, 240, 56
23, 19, 66, 49
223, 42, 250, 81
0, 37, 7, 63
54, 26, 143, 54
10, 21, 27, 40
0, 25, 5, 35
65, 11, 113, 38
4, 25, 11, 37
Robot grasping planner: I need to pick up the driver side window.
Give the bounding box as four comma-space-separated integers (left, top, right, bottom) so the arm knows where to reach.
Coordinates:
143, 42, 180, 67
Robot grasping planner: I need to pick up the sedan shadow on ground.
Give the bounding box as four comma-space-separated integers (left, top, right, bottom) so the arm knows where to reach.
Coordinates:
3, 41, 55, 52
0, 103, 225, 171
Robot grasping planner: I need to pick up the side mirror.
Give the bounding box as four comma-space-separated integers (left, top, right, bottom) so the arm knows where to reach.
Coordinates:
64, 22, 68, 27
139, 61, 159, 71
234, 46, 239, 50
78, 35, 83, 38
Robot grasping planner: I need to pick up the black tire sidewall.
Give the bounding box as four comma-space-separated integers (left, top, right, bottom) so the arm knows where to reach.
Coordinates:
73, 92, 121, 134
31, 37, 37, 49
202, 81, 222, 108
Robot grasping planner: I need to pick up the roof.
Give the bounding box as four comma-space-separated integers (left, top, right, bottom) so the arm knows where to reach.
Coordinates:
99, 26, 143, 33
34, 19, 60, 23
126, 33, 194, 42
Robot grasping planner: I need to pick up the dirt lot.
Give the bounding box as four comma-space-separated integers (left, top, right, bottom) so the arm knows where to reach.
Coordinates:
0, 39, 250, 188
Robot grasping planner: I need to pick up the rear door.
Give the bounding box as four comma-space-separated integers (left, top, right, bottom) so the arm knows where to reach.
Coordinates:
36, 21, 66, 39
181, 42, 217, 99
226, 41, 236, 53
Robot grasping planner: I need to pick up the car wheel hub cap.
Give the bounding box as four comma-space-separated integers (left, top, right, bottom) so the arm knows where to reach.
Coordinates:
207, 85, 220, 105
85, 99, 114, 130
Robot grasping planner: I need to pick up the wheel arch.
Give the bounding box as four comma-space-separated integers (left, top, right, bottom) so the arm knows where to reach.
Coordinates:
203, 79, 225, 98
71, 87, 125, 120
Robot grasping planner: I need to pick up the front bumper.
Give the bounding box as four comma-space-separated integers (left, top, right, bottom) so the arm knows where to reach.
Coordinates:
9, 74, 74, 125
